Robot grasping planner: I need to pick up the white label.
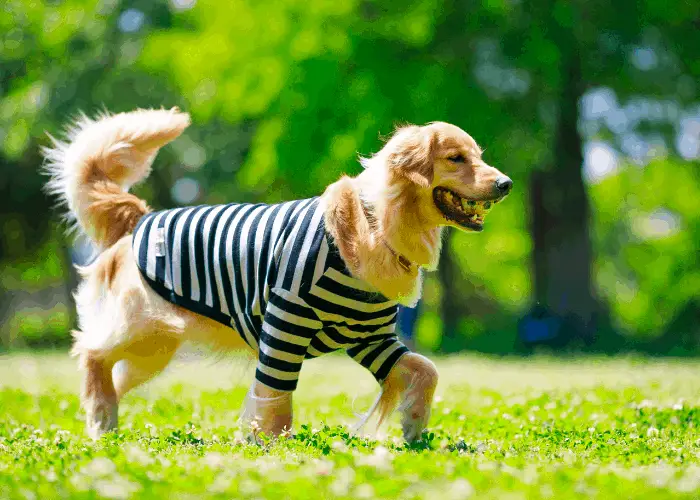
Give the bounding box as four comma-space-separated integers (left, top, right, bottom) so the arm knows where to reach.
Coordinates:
155, 227, 166, 257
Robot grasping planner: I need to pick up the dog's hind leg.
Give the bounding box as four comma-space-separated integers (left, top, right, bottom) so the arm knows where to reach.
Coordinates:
71, 237, 193, 438
78, 350, 118, 439
76, 330, 182, 438
112, 335, 181, 399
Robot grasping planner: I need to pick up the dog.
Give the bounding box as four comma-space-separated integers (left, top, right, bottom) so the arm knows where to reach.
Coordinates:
43, 108, 512, 441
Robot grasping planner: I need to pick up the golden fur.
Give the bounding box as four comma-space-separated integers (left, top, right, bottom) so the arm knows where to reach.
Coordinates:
324, 121, 506, 305
43, 108, 509, 440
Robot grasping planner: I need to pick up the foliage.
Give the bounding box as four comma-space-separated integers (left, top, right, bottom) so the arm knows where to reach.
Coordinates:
2, 353, 700, 498
592, 159, 700, 338
1, 0, 699, 349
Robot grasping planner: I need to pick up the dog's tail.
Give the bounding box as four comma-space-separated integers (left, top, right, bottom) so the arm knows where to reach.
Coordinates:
43, 107, 190, 250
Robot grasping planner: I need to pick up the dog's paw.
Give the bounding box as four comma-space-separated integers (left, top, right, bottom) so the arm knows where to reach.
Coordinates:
86, 403, 118, 440
400, 405, 430, 442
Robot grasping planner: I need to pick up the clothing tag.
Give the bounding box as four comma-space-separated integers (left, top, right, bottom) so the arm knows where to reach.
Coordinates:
155, 227, 166, 257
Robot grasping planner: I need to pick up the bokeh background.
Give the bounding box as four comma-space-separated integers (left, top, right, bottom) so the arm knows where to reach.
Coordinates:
1, 0, 698, 355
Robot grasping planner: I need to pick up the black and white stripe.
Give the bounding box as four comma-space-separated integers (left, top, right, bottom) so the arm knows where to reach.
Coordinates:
133, 197, 408, 391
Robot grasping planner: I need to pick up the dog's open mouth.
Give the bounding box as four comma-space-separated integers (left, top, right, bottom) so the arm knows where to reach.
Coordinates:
433, 187, 502, 231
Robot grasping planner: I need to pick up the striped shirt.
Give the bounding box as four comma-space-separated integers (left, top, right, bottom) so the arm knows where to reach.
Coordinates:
132, 197, 409, 391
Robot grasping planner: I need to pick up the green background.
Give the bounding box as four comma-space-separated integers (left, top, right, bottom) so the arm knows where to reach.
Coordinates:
1, 0, 699, 354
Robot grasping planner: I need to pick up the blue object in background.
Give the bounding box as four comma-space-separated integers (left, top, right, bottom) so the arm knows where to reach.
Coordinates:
397, 302, 421, 346
520, 315, 561, 343
517, 304, 564, 346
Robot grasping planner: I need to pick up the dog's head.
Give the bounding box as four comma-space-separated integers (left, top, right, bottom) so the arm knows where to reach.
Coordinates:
381, 122, 512, 232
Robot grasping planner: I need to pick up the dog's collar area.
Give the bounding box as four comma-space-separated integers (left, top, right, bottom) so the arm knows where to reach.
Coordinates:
383, 241, 414, 273
359, 196, 415, 274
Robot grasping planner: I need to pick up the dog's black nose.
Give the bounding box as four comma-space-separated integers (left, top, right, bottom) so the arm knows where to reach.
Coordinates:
495, 176, 513, 194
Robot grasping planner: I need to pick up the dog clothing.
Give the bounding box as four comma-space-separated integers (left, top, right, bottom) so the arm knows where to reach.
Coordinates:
132, 197, 409, 391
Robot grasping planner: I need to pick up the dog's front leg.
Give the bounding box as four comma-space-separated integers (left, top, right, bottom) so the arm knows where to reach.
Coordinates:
240, 379, 293, 439
381, 353, 439, 442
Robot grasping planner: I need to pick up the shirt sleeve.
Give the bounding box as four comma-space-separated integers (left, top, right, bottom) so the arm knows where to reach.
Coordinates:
346, 337, 410, 383
255, 287, 323, 392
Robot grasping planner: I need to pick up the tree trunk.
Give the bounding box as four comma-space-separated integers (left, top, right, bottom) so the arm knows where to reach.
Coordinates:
438, 229, 463, 352
528, 47, 601, 345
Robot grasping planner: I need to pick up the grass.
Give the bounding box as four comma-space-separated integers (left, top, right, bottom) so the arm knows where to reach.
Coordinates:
2, 351, 700, 499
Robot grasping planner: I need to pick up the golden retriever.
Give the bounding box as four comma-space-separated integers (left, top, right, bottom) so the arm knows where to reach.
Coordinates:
43, 108, 511, 441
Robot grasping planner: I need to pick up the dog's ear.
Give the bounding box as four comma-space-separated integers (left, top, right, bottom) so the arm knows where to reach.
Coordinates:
387, 126, 438, 188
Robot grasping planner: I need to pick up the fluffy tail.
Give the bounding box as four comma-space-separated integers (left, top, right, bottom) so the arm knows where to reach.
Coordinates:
43, 107, 191, 250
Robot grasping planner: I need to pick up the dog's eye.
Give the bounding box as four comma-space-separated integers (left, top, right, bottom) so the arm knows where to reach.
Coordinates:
447, 154, 466, 163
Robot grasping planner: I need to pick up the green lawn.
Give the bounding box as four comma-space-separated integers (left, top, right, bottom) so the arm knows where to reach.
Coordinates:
2, 351, 700, 499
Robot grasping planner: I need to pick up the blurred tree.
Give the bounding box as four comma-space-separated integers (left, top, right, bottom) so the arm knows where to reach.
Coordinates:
435, 0, 700, 347
1, 0, 193, 347
526, 3, 600, 344
591, 158, 700, 345
1, 0, 698, 351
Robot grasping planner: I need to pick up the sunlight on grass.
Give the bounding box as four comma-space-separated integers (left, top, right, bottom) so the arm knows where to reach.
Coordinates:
2, 352, 700, 499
